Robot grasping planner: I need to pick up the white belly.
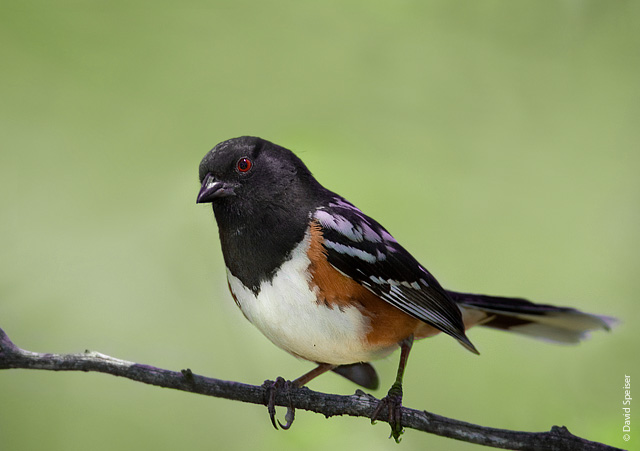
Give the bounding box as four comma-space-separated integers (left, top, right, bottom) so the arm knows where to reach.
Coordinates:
226, 233, 394, 365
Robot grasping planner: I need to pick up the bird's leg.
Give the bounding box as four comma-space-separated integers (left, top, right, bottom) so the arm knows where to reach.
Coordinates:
264, 363, 336, 430
371, 334, 414, 442
293, 362, 336, 387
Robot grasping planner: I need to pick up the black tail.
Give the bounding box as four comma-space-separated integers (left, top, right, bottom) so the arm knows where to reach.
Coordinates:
447, 290, 616, 344
332, 362, 379, 389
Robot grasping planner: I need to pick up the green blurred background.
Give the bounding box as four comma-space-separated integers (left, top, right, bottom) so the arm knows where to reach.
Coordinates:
1, 1, 638, 450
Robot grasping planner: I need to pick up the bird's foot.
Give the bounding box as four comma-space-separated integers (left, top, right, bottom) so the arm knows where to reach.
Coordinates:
262, 377, 295, 430
371, 381, 404, 443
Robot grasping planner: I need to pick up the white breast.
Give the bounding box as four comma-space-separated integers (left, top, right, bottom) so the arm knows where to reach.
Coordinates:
226, 231, 394, 365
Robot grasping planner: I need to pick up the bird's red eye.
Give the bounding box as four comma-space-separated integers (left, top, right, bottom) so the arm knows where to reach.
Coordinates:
237, 157, 252, 173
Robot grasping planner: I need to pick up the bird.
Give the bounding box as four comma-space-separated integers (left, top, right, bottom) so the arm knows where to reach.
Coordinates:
196, 136, 614, 441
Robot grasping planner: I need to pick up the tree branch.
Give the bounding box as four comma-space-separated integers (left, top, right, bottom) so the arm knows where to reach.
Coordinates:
0, 327, 622, 450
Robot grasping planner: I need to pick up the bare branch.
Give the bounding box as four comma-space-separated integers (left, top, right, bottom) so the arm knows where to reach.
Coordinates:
0, 327, 623, 450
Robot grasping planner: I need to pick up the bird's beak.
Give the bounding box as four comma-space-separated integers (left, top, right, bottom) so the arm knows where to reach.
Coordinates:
196, 173, 236, 203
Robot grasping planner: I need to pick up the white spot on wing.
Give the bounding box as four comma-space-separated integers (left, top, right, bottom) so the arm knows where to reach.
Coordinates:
321, 201, 384, 244
324, 239, 377, 263
369, 275, 422, 291
315, 210, 364, 242
360, 222, 382, 243
381, 230, 397, 243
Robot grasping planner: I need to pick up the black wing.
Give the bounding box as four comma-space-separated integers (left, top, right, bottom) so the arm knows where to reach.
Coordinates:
313, 196, 478, 353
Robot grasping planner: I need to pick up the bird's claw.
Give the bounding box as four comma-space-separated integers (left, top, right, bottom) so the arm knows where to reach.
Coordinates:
371, 382, 404, 443
263, 377, 296, 430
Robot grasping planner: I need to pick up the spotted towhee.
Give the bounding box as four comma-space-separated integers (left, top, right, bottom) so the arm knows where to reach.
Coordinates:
196, 136, 614, 440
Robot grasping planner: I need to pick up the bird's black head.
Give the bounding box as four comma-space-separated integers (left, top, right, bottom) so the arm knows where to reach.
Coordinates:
197, 136, 320, 209
197, 137, 327, 289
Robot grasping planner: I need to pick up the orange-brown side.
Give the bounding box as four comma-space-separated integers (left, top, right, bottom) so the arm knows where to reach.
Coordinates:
306, 221, 442, 348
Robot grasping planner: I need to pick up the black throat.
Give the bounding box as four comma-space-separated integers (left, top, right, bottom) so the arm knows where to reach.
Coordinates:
212, 196, 315, 294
